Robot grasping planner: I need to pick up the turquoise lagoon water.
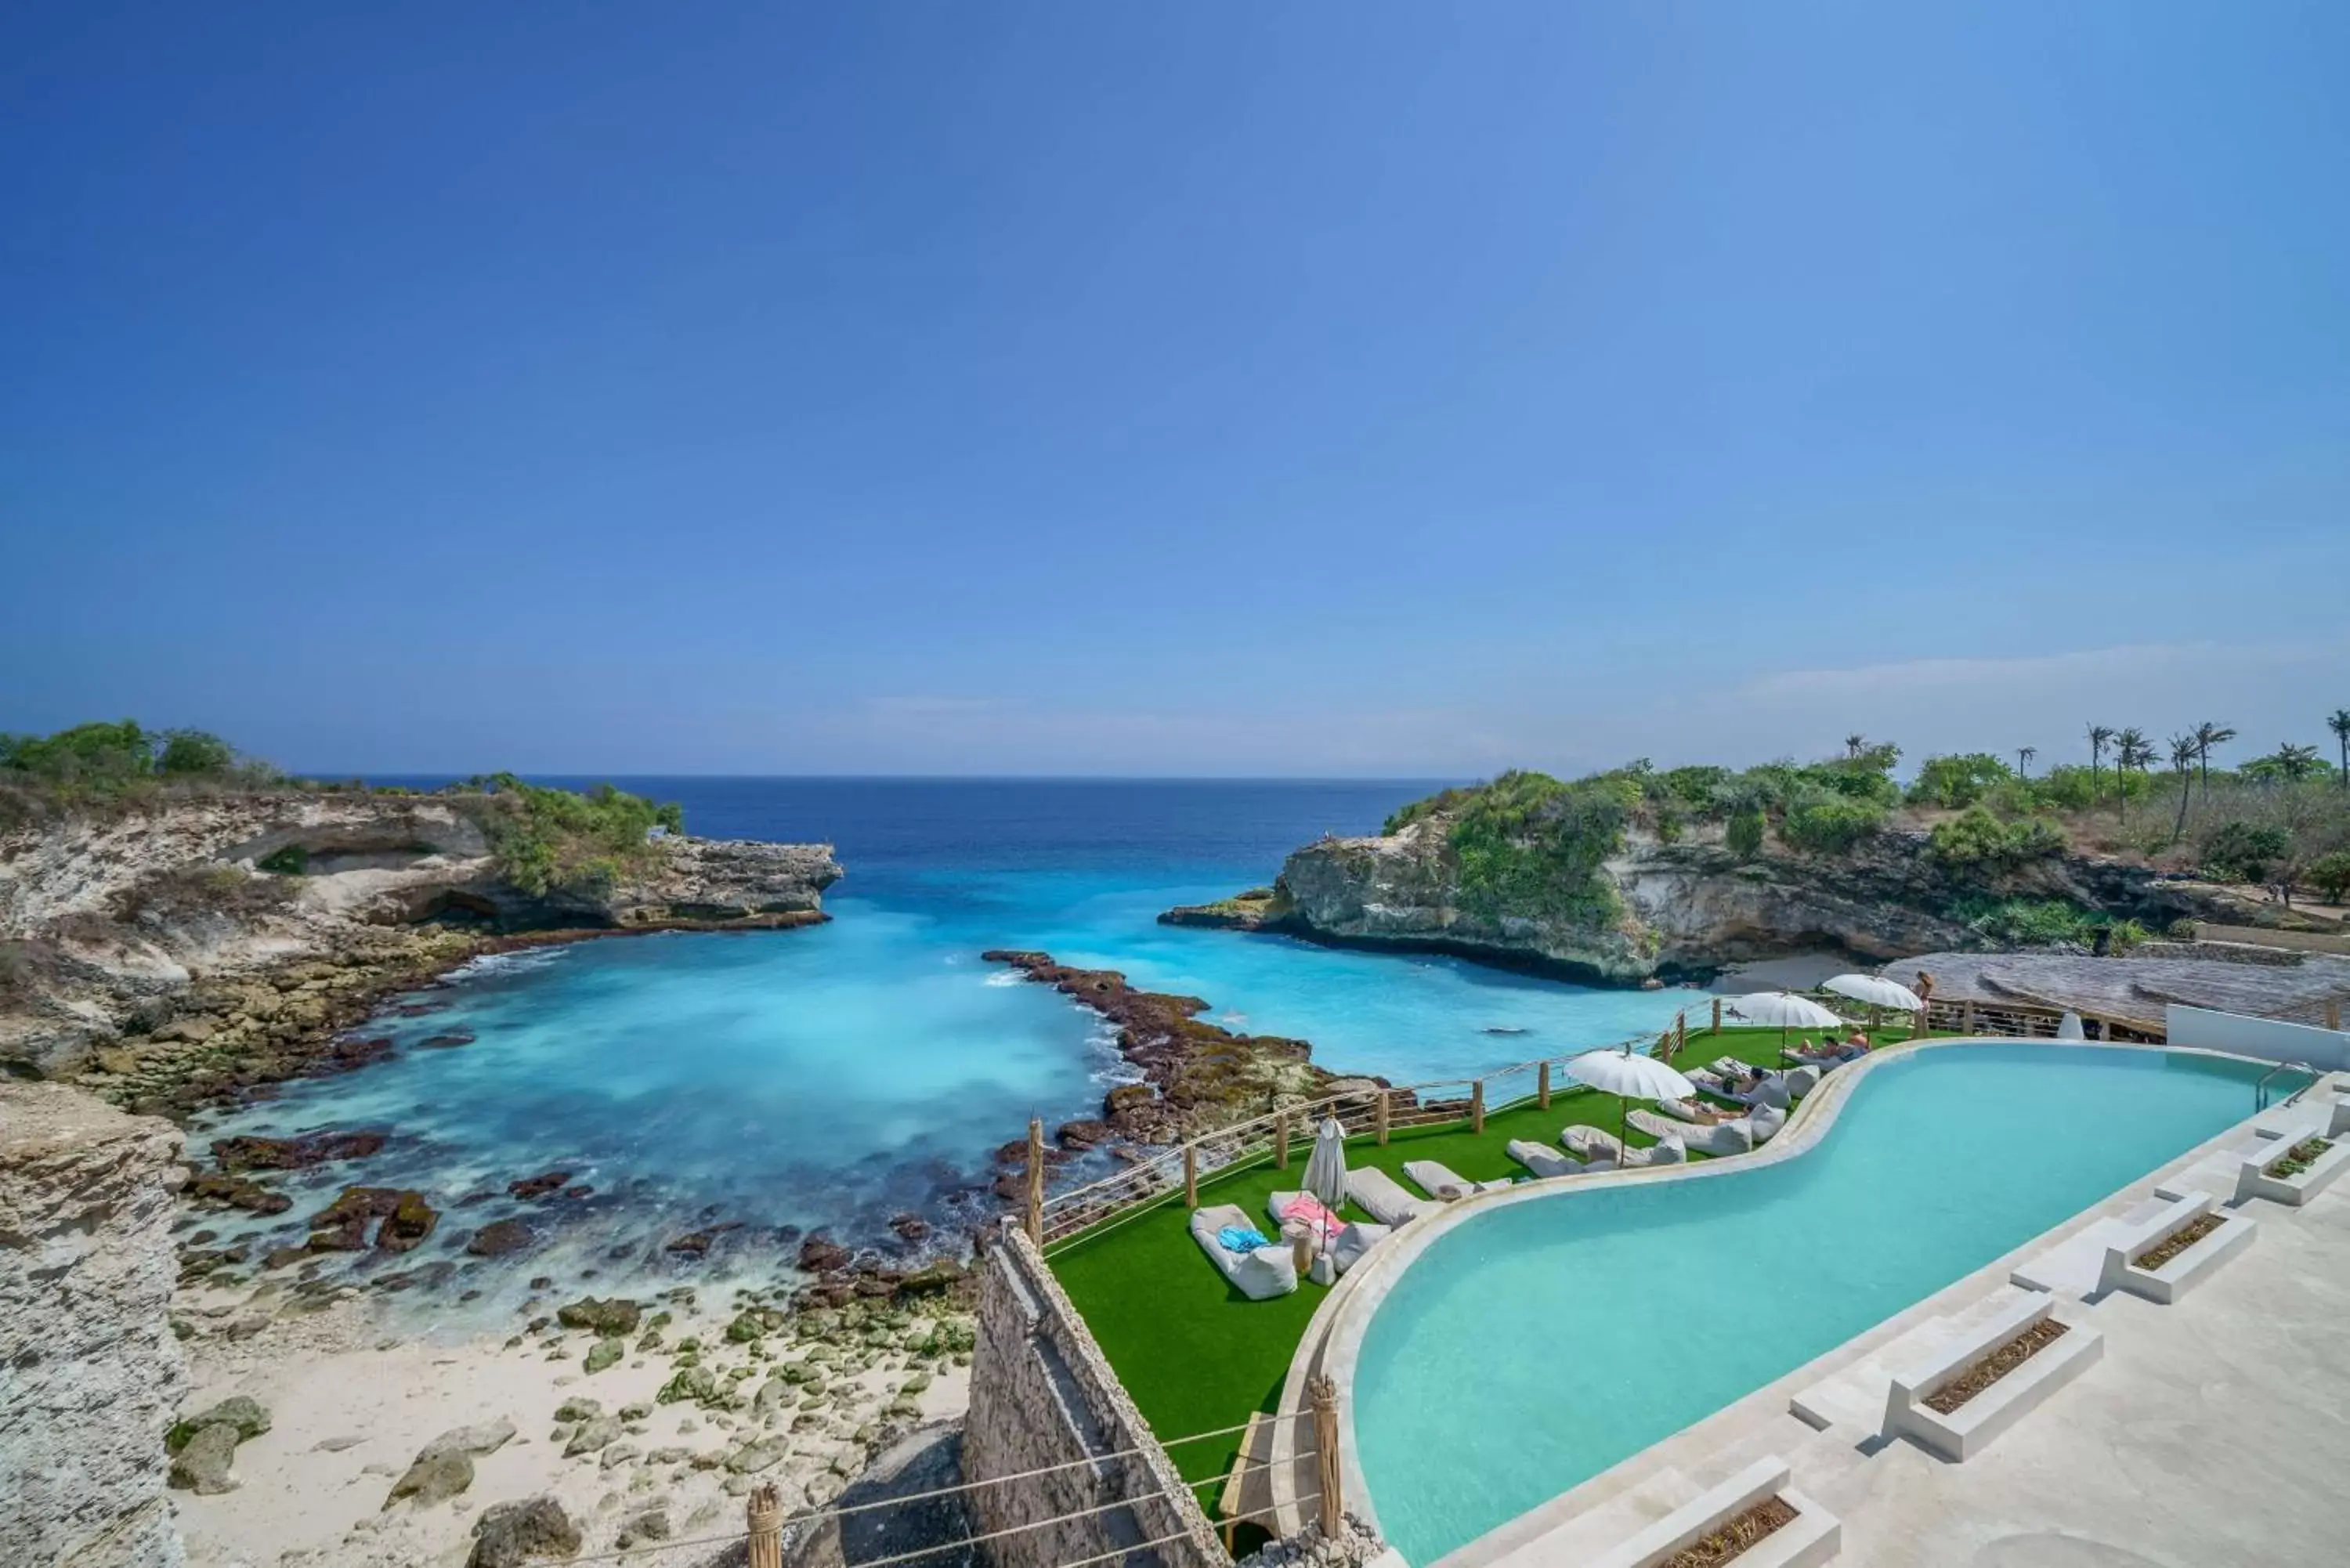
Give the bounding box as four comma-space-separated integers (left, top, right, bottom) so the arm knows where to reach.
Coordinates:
1352, 1044, 2274, 1566
191, 780, 1698, 1313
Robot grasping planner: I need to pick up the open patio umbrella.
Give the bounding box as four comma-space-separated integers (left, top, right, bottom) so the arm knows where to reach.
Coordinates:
1723, 990, 1844, 1044
1823, 974, 1924, 1013
1563, 1047, 1696, 1158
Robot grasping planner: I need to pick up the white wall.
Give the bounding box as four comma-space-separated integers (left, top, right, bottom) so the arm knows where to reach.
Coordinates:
2165, 1005, 2350, 1072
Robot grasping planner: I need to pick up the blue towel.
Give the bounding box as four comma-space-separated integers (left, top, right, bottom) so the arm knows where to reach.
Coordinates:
1217, 1225, 1271, 1253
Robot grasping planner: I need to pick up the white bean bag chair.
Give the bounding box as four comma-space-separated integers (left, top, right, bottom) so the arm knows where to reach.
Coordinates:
1563, 1124, 1625, 1165
1627, 1133, 1687, 1166
1507, 1139, 1580, 1179
1331, 1221, 1391, 1274
1748, 1102, 1788, 1143
1188, 1204, 1297, 1299
1630, 1107, 1751, 1158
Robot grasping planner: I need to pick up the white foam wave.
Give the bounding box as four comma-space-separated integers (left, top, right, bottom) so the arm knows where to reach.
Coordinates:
983, 971, 1025, 988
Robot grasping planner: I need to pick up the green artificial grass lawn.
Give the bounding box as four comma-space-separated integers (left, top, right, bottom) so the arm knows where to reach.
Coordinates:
1046, 1024, 1927, 1509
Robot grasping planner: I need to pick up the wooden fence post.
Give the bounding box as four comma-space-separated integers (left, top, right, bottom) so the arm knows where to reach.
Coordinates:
1675, 1011, 1687, 1057
1961, 1000, 1977, 1035
1376, 1089, 1390, 1146
1024, 1118, 1045, 1248
1538, 1061, 1551, 1109
1470, 1079, 1485, 1134
747, 1482, 783, 1568
1307, 1373, 1343, 1541
1184, 1143, 1198, 1208
1913, 1006, 1927, 1039
2329, 999, 2341, 1031
1711, 996, 1722, 1031
1275, 1108, 1290, 1169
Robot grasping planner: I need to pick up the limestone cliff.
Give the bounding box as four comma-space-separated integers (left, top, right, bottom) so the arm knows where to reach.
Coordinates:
1180, 816, 2239, 985
0, 1083, 189, 1568
1, 793, 841, 1083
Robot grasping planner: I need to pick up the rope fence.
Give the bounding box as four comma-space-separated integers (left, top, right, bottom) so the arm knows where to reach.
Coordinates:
544, 1404, 1329, 1568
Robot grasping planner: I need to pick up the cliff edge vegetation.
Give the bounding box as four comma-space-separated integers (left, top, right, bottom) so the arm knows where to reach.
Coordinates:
1169, 740, 2345, 985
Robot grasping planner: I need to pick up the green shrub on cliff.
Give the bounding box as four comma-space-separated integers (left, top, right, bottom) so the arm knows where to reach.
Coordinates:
1907, 753, 2013, 809
1958, 897, 2147, 952
1725, 805, 1766, 858
0, 720, 279, 828
1778, 793, 1885, 854
1435, 769, 1636, 928
457, 774, 685, 897
1927, 805, 2063, 871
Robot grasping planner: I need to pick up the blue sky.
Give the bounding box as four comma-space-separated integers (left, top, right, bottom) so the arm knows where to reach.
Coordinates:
5, 3, 2345, 776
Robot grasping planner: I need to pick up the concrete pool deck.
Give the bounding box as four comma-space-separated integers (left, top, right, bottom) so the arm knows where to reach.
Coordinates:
1278, 1044, 2350, 1565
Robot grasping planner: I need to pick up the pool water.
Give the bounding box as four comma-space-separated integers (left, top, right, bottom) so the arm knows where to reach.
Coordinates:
1350, 1045, 2273, 1565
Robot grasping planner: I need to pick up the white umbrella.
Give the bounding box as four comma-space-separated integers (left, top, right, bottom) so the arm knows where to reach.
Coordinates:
1564, 1048, 1697, 1153
1723, 991, 1845, 1042
1823, 974, 1924, 1013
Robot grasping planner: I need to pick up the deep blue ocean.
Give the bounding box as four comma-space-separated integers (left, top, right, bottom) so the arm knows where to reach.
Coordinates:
193, 779, 1700, 1316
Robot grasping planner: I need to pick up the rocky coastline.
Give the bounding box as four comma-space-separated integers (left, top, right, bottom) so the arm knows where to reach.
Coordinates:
2, 792, 841, 1096
1163, 815, 2254, 987
981, 949, 1331, 1151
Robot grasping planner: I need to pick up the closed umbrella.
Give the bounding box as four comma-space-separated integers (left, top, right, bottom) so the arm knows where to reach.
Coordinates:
1723, 990, 1844, 1044
1822, 974, 1924, 1013
1303, 1118, 1348, 1215
1563, 1047, 1697, 1156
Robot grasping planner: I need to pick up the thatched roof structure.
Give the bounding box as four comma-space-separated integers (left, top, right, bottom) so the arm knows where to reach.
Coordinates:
1885, 951, 2350, 1032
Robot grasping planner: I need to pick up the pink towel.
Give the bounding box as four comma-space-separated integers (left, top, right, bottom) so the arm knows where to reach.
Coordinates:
1279, 1194, 1340, 1240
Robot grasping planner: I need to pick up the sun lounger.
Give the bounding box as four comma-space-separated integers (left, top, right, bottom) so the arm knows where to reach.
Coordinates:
1783, 1043, 1864, 1068
1708, 1055, 1748, 1078
1626, 1133, 1685, 1166
1782, 1065, 1821, 1099
1631, 1107, 1752, 1156
1265, 1191, 1390, 1273
1346, 1166, 1430, 1227
1188, 1204, 1297, 1299
1507, 1139, 1582, 1179
1563, 1124, 1625, 1164
1403, 1158, 1510, 1201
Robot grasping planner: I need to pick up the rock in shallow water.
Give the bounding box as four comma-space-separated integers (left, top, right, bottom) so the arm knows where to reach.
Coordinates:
466, 1218, 535, 1257
209, 1129, 386, 1172
555, 1295, 640, 1335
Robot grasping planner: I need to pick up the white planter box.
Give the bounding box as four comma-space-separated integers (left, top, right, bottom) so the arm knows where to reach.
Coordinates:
2099, 1188, 2258, 1303
1585, 1457, 1840, 1568
2233, 1130, 2350, 1208
1882, 1290, 2102, 1461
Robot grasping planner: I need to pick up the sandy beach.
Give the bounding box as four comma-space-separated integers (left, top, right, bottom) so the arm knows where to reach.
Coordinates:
171, 1274, 973, 1567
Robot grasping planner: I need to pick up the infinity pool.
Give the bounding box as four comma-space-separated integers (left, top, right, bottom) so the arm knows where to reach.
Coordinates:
1350, 1045, 2276, 1565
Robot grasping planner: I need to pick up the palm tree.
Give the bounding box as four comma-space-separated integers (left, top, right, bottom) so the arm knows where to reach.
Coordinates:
2192, 721, 2236, 799
2113, 728, 2153, 824
2330, 709, 2350, 791
2086, 724, 2115, 807
1845, 734, 1867, 760
2016, 746, 2036, 779
2272, 742, 2323, 782
2168, 734, 2198, 844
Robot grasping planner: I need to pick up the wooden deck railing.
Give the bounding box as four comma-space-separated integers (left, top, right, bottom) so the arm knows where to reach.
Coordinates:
1032, 1009, 1713, 1252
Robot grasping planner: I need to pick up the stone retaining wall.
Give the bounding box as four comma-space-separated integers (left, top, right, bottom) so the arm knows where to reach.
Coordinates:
964, 1228, 1224, 1568
0, 1083, 188, 1567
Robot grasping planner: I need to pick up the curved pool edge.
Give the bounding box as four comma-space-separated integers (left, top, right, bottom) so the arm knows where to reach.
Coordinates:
1278, 1036, 2296, 1555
